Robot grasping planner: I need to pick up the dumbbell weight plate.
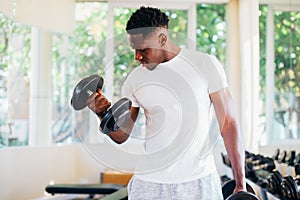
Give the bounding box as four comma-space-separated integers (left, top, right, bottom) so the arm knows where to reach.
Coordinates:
226, 191, 259, 200
296, 178, 300, 200
295, 153, 300, 164
281, 176, 300, 200
100, 98, 132, 135
222, 179, 256, 200
267, 170, 284, 195
71, 74, 104, 110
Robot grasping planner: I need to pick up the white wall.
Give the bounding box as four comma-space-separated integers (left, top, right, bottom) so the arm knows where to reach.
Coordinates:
0, 144, 105, 200
0, 139, 146, 200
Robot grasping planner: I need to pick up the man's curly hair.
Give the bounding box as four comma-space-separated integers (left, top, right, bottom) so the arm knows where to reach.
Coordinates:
126, 6, 169, 38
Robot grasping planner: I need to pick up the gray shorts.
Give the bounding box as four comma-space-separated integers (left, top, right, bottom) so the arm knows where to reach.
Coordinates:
127, 172, 223, 200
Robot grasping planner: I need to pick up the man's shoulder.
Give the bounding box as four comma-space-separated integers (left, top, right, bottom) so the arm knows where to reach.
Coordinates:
180, 48, 212, 66
181, 48, 210, 58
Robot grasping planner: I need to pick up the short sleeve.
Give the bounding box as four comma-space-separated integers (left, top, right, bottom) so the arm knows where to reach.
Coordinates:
205, 55, 228, 94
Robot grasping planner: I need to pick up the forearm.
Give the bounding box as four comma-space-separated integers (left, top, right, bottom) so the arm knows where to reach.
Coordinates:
221, 120, 246, 190
108, 131, 130, 144
107, 121, 134, 144
106, 106, 139, 144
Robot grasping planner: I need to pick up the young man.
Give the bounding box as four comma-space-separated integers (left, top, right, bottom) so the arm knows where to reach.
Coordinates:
87, 6, 246, 199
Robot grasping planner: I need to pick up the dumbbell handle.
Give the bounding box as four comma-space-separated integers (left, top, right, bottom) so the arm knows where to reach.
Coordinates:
97, 110, 108, 119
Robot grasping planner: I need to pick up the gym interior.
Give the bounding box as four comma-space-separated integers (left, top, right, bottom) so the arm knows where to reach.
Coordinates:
0, 0, 299, 199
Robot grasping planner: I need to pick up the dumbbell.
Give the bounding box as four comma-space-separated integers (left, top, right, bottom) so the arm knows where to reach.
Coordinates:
272, 148, 280, 160
245, 152, 275, 187
280, 164, 300, 200
285, 151, 297, 176
220, 175, 231, 185
226, 191, 259, 200
245, 162, 259, 183
70, 74, 132, 135
278, 150, 287, 163
267, 169, 284, 196
275, 150, 288, 176
221, 153, 232, 168
254, 157, 276, 172
295, 153, 300, 165
247, 153, 275, 172
222, 179, 259, 200
286, 151, 296, 166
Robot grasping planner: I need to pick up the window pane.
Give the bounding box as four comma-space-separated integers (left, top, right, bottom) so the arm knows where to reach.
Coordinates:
196, 4, 226, 64
52, 2, 108, 144
0, 13, 31, 147
273, 10, 300, 140
259, 5, 300, 144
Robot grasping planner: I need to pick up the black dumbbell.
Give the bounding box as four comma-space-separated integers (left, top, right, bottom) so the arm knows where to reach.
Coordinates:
245, 151, 255, 162
295, 153, 300, 165
254, 157, 276, 172
70, 74, 132, 135
267, 169, 284, 195
251, 154, 265, 166
281, 164, 300, 200
272, 148, 280, 161
245, 162, 259, 183
278, 150, 287, 163
222, 179, 258, 200
220, 175, 231, 185
226, 191, 259, 200
281, 176, 300, 200
221, 153, 232, 168
286, 151, 296, 166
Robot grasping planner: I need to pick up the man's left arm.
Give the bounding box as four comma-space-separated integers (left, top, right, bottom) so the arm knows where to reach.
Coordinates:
210, 87, 246, 193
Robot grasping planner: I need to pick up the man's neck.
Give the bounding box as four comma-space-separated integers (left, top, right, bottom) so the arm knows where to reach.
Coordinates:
163, 43, 180, 62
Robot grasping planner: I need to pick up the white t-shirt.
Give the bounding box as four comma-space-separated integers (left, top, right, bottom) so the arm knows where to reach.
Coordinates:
122, 48, 228, 183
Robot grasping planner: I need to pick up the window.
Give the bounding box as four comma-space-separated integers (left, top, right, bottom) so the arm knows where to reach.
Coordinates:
259, 5, 300, 145
196, 4, 226, 64
52, 2, 108, 143
0, 2, 228, 147
0, 13, 30, 147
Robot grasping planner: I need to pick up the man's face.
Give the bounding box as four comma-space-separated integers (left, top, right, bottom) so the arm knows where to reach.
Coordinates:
128, 33, 165, 70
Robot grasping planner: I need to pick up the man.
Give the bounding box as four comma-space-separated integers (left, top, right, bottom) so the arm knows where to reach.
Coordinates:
87, 6, 246, 200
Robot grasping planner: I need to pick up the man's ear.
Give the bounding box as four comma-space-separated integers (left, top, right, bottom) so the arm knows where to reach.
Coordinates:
159, 34, 167, 47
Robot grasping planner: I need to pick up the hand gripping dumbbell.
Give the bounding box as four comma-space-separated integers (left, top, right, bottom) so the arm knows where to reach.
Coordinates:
222, 179, 259, 200
70, 74, 132, 135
